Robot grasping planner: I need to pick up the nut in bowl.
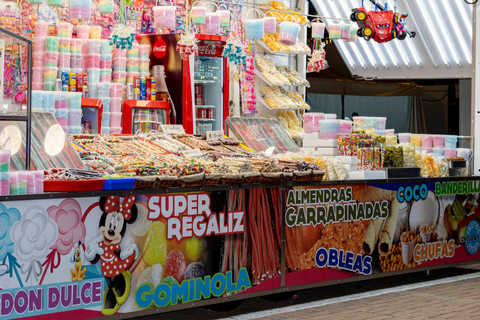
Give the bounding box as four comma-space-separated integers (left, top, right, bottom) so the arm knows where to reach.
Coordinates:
400, 229, 416, 266
420, 224, 434, 243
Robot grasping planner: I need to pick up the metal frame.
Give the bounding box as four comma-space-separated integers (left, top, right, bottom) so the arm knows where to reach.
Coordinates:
0, 27, 32, 170
473, 4, 480, 175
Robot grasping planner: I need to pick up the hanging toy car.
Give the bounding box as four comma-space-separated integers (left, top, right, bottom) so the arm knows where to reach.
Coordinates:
350, 4, 408, 43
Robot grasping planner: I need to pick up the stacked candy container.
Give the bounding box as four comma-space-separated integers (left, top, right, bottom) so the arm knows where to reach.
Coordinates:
0, 150, 10, 195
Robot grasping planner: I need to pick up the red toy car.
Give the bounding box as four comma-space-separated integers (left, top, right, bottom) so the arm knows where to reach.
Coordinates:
351, 7, 407, 43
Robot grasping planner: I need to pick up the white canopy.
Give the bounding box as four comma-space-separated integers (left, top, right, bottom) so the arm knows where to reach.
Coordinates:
312, 0, 473, 79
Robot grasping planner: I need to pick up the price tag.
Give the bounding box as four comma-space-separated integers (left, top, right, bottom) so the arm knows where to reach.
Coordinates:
181, 149, 204, 158
206, 130, 224, 141
159, 125, 186, 134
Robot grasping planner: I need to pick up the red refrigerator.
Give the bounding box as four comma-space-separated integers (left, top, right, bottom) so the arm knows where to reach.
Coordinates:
140, 34, 229, 135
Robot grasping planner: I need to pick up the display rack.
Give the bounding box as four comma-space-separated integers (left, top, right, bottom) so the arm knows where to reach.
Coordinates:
0, 27, 32, 170
256, 95, 310, 111
255, 39, 311, 55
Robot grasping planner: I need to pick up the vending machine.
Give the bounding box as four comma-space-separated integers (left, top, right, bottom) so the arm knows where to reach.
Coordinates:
81, 98, 103, 134
140, 34, 229, 134
122, 100, 171, 134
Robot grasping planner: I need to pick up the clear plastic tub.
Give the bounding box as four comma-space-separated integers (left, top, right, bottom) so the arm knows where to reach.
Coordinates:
87, 68, 100, 84
445, 135, 458, 149
26, 171, 44, 194
33, 52, 45, 67
375, 117, 386, 131
34, 37, 46, 53
86, 54, 100, 68
102, 112, 110, 127
444, 148, 457, 158
68, 109, 82, 126
54, 92, 68, 109
88, 39, 101, 54
421, 135, 433, 148
109, 83, 123, 98
110, 112, 122, 127
433, 135, 445, 148
44, 52, 59, 67
303, 113, 324, 133
55, 109, 69, 126
319, 119, 340, 139
59, 38, 71, 53
433, 147, 444, 157
456, 148, 471, 161
58, 53, 71, 68
410, 135, 422, 147
110, 98, 122, 112
70, 54, 82, 69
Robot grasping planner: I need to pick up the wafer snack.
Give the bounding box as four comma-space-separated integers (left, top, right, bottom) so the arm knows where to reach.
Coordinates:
362, 218, 385, 254
378, 198, 400, 256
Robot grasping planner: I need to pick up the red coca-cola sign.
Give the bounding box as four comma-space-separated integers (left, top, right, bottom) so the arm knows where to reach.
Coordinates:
197, 40, 224, 57
153, 39, 167, 59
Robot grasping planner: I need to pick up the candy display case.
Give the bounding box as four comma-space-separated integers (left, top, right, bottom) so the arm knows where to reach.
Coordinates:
226, 117, 300, 153
122, 100, 171, 133
0, 27, 33, 170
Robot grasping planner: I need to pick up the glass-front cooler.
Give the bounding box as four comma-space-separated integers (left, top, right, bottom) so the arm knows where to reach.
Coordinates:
122, 100, 170, 134
194, 56, 224, 135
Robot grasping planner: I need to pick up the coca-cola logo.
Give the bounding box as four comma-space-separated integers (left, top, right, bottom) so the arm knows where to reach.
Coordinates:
198, 44, 217, 56
197, 41, 224, 57
153, 39, 167, 59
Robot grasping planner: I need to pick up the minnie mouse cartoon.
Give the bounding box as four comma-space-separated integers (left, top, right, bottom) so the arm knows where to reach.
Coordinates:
85, 195, 138, 316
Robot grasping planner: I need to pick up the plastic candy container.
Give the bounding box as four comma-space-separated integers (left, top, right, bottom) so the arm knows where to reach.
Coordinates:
89, 26, 102, 39
32, 90, 44, 110
26, 171, 44, 194
88, 39, 101, 54
263, 15, 276, 34
68, 109, 82, 127
109, 84, 123, 98
192, 6, 206, 25
244, 11, 264, 39
375, 117, 386, 131
100, 69, 112, 82
54, 92, 68, 109
35, 22, 49, 37
312, 21, 326, 38
67, 92, 82, 109
100, 39, 112, 54
127, 45, 139, 59
87, 68, 100, 84
110, 112, 122, 127
76, 25, 90, 39
69, 0, 92, 19
304, 113, 324, 133
341, 23, 351, 39
100, 55, 112, 69
0, 150, 10, 172
138, 44, 150, 59
329, 22, 341, 39
153, 6, 176, 29
110, 98, 122, 113
113, 57, 127, 71
339, 120, 353, 134
46, 36, 59, 52
410, 135, 421, 148
57, 22, 72, 38
203, 12, 221, 34
319, 119, 340, 139
10, 172, 27, 195
98, 0, 114, 13
218, 9, 230, 27
55, 109, 69, 126
445, 135, 458, 149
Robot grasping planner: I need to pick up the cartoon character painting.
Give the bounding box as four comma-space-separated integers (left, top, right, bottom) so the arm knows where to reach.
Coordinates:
71, 241, 86, 281
85, 195, 138, 316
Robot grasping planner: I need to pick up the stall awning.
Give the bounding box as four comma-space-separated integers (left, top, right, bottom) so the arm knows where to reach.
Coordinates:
312, 0, 473, 79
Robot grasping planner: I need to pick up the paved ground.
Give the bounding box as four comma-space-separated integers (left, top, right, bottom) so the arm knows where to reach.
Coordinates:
137, 263, 480, 320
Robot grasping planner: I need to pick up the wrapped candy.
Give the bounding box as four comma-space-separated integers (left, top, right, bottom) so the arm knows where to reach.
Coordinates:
176, 34, 199, 60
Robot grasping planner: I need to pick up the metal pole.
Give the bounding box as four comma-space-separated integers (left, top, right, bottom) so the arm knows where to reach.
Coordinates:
26, 41, 32, 171
473, 4, 480, 175
280, 186, 286, 287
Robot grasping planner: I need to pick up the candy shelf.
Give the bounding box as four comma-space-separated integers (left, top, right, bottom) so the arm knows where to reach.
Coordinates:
194, 79, 217, 84
195, 105, 216, 109
255, 39, 311, 56
257, 95, 311, 110
254, 69, 309, 89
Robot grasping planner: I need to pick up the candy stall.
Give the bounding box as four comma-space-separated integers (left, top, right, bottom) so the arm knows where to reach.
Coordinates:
0, 0, 479, 319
